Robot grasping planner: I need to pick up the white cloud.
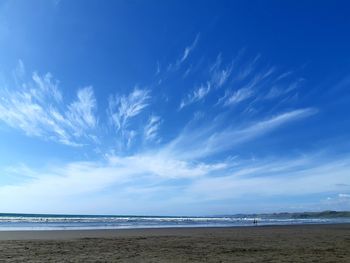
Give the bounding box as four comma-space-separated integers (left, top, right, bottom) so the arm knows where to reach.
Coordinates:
0, 51, 333, 215
179, 53, 234, 109
108, 154, 227, 179
166, 108, 318, 160
13, 59, 26, 81
0, 63, 97, 146
216, 63, 282, 107
264, 79, 302, 100
1, 148, 349, 214
322, 192, 350, 211
237, 54, 260, 81
179, 34, 199, 65
187, 157, 350, 201
108, 87, 150, 131
67, 86, 97, 137
182, 65, 192, 78
32, 72, 62, 102
338, 193, 350, 198
0, 160, 131, 212
209, 54, 232, 89
0, 107, 318, 212
124, 129, 137, 148
167, 34, 200, 71
0, 61, 329, 214
211, 67, 232, 89
0, 150, 228, 213
155, 61, 161, 75
179, 82, 211, 109
264, 86, 283, 100
223, 87, 254, 106
275, 71, 293, 81
144, 115, 162, 142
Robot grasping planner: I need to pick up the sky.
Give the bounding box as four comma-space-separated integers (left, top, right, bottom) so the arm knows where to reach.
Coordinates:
0, 0, 349, 215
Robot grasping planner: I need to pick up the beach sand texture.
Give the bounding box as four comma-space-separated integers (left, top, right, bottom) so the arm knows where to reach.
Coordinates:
0, 224, 349, 262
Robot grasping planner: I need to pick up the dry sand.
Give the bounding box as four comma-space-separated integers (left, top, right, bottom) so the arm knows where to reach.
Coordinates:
0, 224, 349, 262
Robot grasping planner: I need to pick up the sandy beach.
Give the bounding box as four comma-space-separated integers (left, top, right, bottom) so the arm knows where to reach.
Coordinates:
0, 224, 349, 262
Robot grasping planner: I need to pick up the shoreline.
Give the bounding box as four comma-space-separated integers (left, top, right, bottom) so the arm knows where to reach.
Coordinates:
0, 223, 349, 240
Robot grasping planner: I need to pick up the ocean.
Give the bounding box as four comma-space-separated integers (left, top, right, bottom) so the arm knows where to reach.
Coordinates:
1, 213, 349, 230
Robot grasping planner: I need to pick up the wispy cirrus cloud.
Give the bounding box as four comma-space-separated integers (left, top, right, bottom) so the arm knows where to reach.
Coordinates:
0, 50, 313, 153
209, 54, 233, 89
216, 58, 294, 108
0, 61, 97, 146
66, 86, 97, 137
32, 71, 62, 102
179, 82, 211, 109
179, 54, 233, 109
107, 87, 150, 148
221, 65, 274, 105
180, 52, 278, 110
108, 87, 150, 131
167, 34, 200, 72
264, 78, 302, 100
221, 87, 254, 106
237, 54, 261, 81
144, 115, 162, 142
179, 33, 200, 65
165, 108, 318, 160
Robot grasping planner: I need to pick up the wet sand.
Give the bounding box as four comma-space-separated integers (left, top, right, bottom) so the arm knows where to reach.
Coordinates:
0, 224, 349, 262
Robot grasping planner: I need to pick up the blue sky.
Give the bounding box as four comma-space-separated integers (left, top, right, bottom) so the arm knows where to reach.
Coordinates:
0, 0, 349, 215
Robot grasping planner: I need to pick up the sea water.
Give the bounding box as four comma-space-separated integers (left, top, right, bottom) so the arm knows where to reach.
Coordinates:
1, 213, 349, 230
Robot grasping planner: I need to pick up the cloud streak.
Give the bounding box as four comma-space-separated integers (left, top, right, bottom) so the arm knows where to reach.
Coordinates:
0, 63, 98, 146
179, 82, 211, 109
179, 34, 200, 65
210, 56, 232, 89
167, 34, 200, 72
187, 157, 350, 203
166, 108, 318, 160
144, 115, 162, 142
108, 87, 150, 132
222, 87, 254, 106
